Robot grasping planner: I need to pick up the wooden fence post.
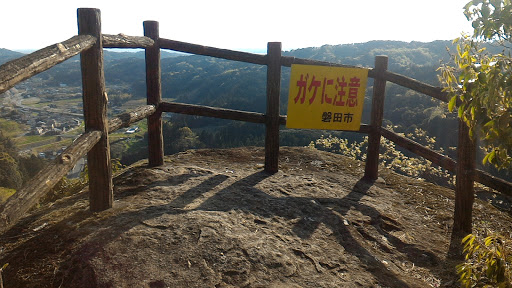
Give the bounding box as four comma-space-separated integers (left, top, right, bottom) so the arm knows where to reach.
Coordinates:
265, 42, 282, 173
364, 56, 388, 180
144, 21, 164, 167
78, 8, 113, 211
453, 119, 476, 235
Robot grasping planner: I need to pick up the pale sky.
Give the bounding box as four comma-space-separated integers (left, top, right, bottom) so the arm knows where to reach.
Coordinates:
1, 0, 473, 52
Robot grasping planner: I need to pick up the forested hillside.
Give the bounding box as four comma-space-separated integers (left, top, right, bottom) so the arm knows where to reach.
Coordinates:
2, 40, 507, 190
0, 48, 24, 65
108, 40, 461, 142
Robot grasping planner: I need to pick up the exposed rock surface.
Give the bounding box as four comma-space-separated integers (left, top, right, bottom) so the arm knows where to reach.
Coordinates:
1, 147, 512, 287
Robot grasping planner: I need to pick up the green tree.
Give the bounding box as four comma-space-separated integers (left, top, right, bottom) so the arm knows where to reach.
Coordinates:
0, 131, 47, 190
439, 2, 512, 286
109, 92, 132, 107
162, 122, 203, 154
0, 152, 23, 189
0, 131, 22, 189
439, 0, 512, 169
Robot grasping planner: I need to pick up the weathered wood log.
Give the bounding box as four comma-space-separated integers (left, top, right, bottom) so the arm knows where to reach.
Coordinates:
102, 33, 155, 49
453, 119, 476, 235
144, 21, 164, 167
160, 101, 284, 124
281, 56, 362, 69
78, 8, 113, 212
108, 105, 156, 133
0, 35, 95, 94
474, 170, 512, 197
102, 33, 154, 48
381, 71, 449, 103
380, 127, 457, 172
159, 38, 267, 65
265, 42, 282, 173
0, 130, 102, 233
364, 56, 389, 180
158, 108, 364, 132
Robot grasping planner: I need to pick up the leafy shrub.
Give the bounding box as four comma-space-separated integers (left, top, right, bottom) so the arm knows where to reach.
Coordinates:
309, 127, 454, 187
0, 187, 15, 203
458, 233, 512, 287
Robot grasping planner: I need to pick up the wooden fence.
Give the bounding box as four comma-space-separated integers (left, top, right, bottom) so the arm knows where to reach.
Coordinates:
0, 8, 511, 236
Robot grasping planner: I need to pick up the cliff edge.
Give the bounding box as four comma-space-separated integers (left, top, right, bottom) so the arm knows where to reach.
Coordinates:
1, 147, 511, 287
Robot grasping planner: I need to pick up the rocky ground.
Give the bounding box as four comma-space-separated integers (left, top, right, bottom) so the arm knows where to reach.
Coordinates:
1, 147, 512, 287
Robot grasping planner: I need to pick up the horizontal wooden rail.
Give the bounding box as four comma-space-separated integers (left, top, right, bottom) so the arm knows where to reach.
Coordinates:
102, 34, 154, 49
0, 35, 96, 94
158, 38, 268, 65
0, 130, 102, 233
381, 70, 449, 103
108, 105, 156, 133
159, 101, 286, 125
281, 56, 364, 70
474, 170, 512, 196
380, 127, 456, 172
159, 101, 372, 134
380, 127, 512, 194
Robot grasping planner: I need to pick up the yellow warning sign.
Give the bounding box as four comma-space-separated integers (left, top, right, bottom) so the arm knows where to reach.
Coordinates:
286, 64, 368, 131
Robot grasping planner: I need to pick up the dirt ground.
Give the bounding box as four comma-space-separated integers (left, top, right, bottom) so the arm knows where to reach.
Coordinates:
1, 146, 512, 287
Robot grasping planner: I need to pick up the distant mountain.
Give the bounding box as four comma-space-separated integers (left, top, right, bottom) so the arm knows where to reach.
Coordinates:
0, 48, 25, 65
4, 40, 459, 114
1, 40, 462, 146
285, 40, 453, 68
0, 48, 184, 65
2, 40, 457, 90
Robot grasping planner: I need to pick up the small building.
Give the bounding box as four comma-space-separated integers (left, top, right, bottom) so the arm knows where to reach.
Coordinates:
30, 127, 44, 135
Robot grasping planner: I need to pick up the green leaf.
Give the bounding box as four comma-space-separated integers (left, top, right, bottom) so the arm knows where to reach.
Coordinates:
484, 120, 496, 128
459, 105, 465, 118
463, 233, 474, 243
449, 95, 458, 112
483, 153, 490, 164
484, 150, 497, 164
